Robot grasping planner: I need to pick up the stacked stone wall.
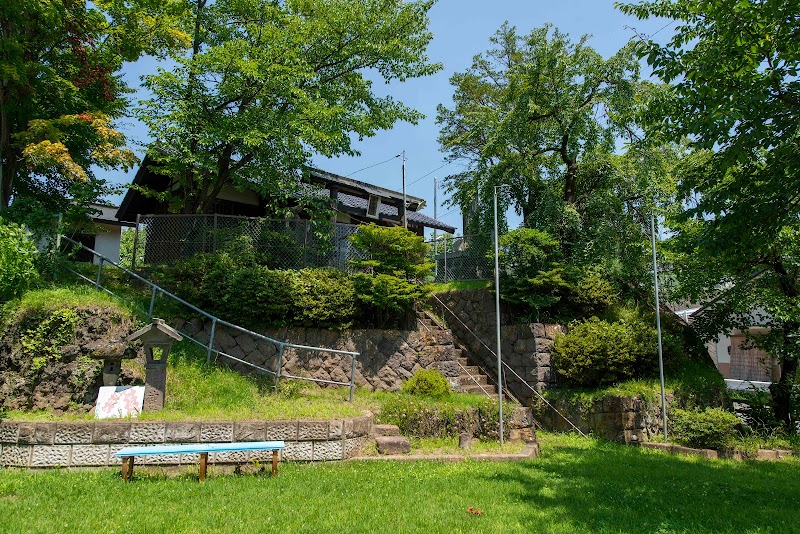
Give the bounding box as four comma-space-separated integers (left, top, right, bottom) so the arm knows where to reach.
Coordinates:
173, 320, 458, 392
0, 416, 372, 467
430, 289, 562, 402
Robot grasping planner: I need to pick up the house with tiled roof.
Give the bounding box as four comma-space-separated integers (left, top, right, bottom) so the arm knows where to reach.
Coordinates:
116, 156, 454, 236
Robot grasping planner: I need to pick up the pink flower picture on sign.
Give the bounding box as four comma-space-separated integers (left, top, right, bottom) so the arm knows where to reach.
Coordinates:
95, 386, 146, 419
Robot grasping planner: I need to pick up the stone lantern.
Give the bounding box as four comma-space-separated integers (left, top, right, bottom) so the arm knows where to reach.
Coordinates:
127, 318, 183, 411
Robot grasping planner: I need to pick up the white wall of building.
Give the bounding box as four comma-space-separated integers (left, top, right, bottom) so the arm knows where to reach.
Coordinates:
93, 223, 122, 265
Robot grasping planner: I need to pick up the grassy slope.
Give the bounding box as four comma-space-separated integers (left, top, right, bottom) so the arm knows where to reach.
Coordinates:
1, 433, 798, 533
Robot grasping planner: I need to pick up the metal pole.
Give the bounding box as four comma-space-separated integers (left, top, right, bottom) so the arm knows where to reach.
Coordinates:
95, 258, 103, 288
493, 186, 504, 446
148, 286, 157, 320
433, 176, 438, 280
651, 211, 668, 442
274, 345, 285, 394
443, 239, 448, 283
131, 214, 141, 272
401, 150, 407, 229
207, 318, 217, 365
349, 354, 357, 403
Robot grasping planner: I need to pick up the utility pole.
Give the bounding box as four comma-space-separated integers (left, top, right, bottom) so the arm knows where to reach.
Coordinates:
401, 150, 407, 229
651, 211, 668, 442
433, 176, 438, 279
493, 185, 504, 446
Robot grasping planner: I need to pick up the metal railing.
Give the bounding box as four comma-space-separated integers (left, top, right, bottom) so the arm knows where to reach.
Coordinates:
130, 214, 367, 272
426, 233, 493, 282
58, 235, 361, 402
428, 292, 587, 436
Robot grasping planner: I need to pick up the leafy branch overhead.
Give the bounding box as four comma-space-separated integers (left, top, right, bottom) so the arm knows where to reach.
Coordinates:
138, 0, 442, 214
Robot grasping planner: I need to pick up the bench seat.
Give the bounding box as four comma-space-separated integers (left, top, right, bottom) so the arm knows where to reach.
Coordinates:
114, 441, 286, 481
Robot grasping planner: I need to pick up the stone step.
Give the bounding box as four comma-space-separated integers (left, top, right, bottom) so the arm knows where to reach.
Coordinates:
453, 348, 464, 358
375, 435, 411, 455
457, 357, 469, 366
372, 424, 401, 437
459, 374, 488, 385
460, 384, 498, 396
462, 365, 482, 375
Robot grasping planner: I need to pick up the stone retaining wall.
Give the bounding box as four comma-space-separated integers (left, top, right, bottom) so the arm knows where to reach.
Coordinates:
430, 289, 561, 401
0, 416, 372, 468
174, 319, 459, 392
533, 395, 669, 443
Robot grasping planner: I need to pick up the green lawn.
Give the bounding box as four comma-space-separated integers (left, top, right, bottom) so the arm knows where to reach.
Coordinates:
1, 433, 798, 533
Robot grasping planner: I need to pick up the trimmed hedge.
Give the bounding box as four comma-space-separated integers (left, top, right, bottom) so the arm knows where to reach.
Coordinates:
402, 369, 451, 399
671, 407, 740, 450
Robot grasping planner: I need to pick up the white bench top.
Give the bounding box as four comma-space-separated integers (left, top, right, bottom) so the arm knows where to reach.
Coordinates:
114, 441, 286, 457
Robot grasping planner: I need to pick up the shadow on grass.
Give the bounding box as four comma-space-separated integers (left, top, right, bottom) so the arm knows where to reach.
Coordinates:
495, 438, 800, 533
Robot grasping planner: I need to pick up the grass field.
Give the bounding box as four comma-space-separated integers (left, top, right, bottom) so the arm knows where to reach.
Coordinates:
1, 433, 798, 533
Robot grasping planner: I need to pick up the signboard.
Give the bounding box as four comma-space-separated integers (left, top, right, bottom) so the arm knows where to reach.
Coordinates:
95, 386, 146, 419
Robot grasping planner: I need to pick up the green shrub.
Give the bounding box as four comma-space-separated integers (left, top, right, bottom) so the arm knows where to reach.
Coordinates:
158, 252, 237, 311
552, 317, 656, 387
402, 369, 451, 398
571, 266, 617, 315
290, 268, 355, 329
670, 407, 740, 450
0, 219, 39, 302
349, 224, 433, 278
353, 273, 424, 329
221, 266, 293, 325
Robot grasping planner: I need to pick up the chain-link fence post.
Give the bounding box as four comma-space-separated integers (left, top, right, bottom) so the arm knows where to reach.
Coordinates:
131, 214, 141, 272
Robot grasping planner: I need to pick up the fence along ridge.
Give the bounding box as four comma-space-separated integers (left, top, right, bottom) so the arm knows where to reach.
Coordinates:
57, 234, 360, 402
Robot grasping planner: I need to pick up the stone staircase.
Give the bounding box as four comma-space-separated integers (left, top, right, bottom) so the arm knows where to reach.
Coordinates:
373, 424, 410, 454
416, 310, 498, 397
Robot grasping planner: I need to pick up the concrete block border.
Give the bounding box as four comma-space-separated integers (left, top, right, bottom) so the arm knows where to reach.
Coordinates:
0, 416, 373, 468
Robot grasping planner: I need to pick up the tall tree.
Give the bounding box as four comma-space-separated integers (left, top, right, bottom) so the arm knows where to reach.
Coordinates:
0, 0, 190, 221
618, 0, 800, 426
436, 24, 641, 239
137, 0, 441, 214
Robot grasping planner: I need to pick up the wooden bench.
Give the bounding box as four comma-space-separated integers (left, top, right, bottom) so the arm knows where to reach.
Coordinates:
114, 441, 286, 481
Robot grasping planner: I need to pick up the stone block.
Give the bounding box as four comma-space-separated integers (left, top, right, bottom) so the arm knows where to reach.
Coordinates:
130, 423, 166, 443
266, 421, 298, 441
329, 420, 343, 440
0, 422, 19, 443
536, 367, 552, 382
372, 424, 400, 437
237, 333, 258, 355
350, 416, 372, 438
757, 449, 779, 461
313, 440, 343, 461
534, 352, 551, 366
375, 436, 410, 455
298, 421, 330, 441
1, 445, 32, 466
544, 324, 564, 339
71, 445, 111, 466
140, 453, 182, 465
532, 324, 546, 338
282, 441, 312, 461
55, 423, 94, 444
513, 339, 527, 353
249, 449, 281, 463
212, 450, 249, 464
31, 445, 71, 467
200, 423, 234, 442
34, 423, 56, 445
234, 422, 267, 442
344, 436, 368, 459
165, 422, 200, 443
510, 407, 533, 429
214, 328, 237, 351
93, 423, 131, 444
17, 423, 37, 444
535, 338, 553, 352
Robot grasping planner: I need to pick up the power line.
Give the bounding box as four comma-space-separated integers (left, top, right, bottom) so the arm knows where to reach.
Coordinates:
407, 162, 451, 187
345, 154, 401, 177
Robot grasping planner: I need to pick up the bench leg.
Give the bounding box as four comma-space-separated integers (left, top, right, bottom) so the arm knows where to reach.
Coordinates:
199, 452, 208, 482
121, 456, 134, 482
272, 449, 278, 477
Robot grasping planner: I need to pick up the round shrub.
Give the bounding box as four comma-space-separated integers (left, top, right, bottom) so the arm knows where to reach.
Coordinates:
402, 369, 451, 399
0, 219, 39, 302
290, 268, 355, 329
671, 407, 740, 450
551, 317, 655, 387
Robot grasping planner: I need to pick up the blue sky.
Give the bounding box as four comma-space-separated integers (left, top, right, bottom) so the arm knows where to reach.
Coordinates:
107, 0, 669, 236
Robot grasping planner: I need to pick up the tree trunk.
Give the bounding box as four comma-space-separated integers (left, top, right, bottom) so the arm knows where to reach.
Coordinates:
563, 158, 577, 205
771, 323, 798, 429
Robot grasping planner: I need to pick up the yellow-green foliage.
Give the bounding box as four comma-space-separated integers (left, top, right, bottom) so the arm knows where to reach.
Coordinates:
401, 368, 451, 399
0, 219, 39, 302
22, 309, 81, 372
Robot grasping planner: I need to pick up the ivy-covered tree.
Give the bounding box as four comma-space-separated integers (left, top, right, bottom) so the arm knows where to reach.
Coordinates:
138, 0, 441, 214
0, 0, 189, 223
618, 0, 800, 426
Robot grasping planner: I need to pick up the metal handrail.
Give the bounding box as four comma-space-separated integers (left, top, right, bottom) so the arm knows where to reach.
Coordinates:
428, 292, 587, 436
58, 235, 360, 401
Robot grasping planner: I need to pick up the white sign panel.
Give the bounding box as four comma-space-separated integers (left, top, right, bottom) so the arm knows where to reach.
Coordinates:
95, 386, 145, 419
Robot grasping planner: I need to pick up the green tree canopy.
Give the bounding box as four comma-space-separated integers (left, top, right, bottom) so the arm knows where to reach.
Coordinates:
618, 0, 800, 426
0, 0, 190, 224
138, 0, 441, 215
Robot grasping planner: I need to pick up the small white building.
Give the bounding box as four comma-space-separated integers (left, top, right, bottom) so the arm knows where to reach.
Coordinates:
71, 203, 134, 265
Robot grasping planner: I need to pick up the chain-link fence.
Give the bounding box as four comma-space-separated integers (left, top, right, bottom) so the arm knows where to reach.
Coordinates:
427, 233, 493, 282
132, 214, 368, 271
